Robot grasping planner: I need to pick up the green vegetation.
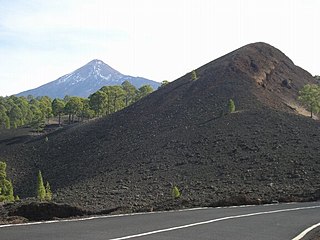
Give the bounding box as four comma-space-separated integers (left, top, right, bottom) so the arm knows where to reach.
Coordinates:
122, 81, 137, 106
37, 170, 52, 201
99, 85, 126, 115
0, 162, 53, 203
37, 170, 46, 201
45, 181, 52, 201
171, 186, 181, 199
135, 85, 153, 101
89, 90, 107, 117
298, 84, 320, 118
52, 98, 65, 125
228, 99, 236, 113
0, 161, 15, 202
0, 82, 154, 130
64, 96, 83, 124
191, 70, 198, 80
159, 80, 169, 88
29, 97, 46, 132
39, 96, 53, 124
0, 104, 10, 128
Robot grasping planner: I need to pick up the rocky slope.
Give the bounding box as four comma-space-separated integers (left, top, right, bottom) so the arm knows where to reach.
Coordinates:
1, 42, 319, 213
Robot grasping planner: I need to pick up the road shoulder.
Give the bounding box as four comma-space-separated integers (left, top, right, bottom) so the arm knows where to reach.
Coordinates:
302, 226, 320, 240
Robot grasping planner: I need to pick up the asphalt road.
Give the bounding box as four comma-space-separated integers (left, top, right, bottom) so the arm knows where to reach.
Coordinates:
1, 202, 319, 240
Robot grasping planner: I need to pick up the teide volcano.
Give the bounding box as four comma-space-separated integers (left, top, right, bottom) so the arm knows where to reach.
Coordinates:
16, 59, 160, 98
2, 42, 319, 212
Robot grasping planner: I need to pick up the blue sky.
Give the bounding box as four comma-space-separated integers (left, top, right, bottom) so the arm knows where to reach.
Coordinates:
0, 0, 319, 96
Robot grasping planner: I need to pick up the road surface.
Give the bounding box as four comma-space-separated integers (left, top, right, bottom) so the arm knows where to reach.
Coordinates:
1, 201, 319, 240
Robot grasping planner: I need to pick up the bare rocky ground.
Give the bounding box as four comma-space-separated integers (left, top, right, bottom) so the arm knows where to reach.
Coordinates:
304, 228, 320, 240
0, 42, 319, 224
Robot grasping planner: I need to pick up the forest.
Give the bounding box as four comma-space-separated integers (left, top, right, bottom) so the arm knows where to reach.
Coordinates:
0, 81, 160, 130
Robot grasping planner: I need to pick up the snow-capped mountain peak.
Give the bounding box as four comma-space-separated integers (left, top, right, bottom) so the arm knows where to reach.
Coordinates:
16, 59, 160, 98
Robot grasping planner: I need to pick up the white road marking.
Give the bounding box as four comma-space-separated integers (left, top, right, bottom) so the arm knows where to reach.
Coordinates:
108, 205, 320, 240
292, 222, 320, 240
0, 203, 271, 228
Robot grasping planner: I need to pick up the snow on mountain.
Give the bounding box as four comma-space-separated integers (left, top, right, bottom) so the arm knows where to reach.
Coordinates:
16, 59, 160, 98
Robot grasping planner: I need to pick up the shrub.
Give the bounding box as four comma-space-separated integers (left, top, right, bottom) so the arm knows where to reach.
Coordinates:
191, 70, 198, 80
37, 171, 53, 201
0, 161, 15, 202
172, 186, 181, 199
228, 99, 235, 113
298, 84, 320, 118
37, 170, 46, 201
45, 182, 52, 201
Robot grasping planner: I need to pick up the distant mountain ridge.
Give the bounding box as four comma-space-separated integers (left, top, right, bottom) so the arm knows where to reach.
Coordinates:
16, 59, 160, 98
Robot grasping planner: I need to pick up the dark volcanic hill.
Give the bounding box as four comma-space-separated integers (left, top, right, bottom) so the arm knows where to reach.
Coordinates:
16, 59, 160, 98
1, 42, 319, 212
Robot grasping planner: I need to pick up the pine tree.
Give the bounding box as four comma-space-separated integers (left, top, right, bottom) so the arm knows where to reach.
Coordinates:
172, 186, 181, 199
52, 98, 65, 125
159, 80, 169, 88
121, 81, 137, 106
228, 99, 235, 113
191, 70, 198, 80
299, 84, 320, 118
0, 161, 15, 202
6, 180, 14, 202
0, 161, 6, 179
45, 181, 52, 201
37, 170, 46, 201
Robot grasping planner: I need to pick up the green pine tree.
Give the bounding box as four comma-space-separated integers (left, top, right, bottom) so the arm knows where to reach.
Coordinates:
299, 84, 320, 118
37, 170, 46, 201
0, 161, 6, 179
7, 180, 14, 202
0, 161, 15, 202
228, 99, 235, 113
45, 181, 52, 201
191, 70, 198, 80
172, 186, 181, 199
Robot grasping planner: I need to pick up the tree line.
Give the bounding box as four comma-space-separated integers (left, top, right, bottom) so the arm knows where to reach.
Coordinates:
0, 81, 154, 130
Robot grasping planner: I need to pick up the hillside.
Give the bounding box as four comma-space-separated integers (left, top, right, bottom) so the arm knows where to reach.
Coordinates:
16, 59, 160, 98
1, 42, 319, 213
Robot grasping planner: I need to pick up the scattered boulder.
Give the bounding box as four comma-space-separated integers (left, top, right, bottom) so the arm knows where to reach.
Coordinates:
281, 79, 292, 89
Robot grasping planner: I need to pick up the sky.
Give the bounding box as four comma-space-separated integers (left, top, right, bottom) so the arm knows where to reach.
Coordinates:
0, 0, 319, 96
